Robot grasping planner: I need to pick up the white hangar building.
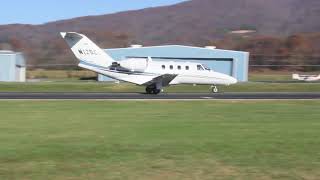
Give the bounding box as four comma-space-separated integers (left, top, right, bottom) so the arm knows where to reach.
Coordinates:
98, 45, 249, 82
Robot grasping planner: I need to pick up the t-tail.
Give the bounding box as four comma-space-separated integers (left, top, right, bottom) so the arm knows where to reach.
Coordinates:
60, 32, 115, 68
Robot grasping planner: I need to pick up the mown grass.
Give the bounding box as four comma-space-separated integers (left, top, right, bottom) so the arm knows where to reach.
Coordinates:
0, 100, 319, 180
1, 70, 319, 93
27, 70, 320, 82
249, 73, 293, 81
27, 70, 96, 79
0, 81, 320, 93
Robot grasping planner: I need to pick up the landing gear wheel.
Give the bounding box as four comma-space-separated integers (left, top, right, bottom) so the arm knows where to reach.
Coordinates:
146, 85, 161, 95
153, 89, 161, 95
211, 86, 219, 93
146, 87, 152, 94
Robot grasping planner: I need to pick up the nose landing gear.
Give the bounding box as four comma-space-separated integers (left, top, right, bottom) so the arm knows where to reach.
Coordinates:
211, 85, 219, 93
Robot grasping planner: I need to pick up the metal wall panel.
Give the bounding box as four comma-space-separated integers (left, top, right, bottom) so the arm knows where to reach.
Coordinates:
0, 54, 15, 81
0, 53, 26, 82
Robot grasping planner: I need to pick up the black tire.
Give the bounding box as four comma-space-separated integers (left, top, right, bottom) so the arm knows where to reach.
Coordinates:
153, 89, 161, 95
146, 87, 153, 94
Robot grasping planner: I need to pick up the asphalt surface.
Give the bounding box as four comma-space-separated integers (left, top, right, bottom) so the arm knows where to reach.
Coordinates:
0, 92, 319, 100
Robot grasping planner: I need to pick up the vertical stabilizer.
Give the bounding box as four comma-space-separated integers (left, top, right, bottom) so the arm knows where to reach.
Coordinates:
60, 32, 114, 67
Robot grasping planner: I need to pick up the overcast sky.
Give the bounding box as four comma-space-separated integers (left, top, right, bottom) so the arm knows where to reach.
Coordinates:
0, 0, 185, 25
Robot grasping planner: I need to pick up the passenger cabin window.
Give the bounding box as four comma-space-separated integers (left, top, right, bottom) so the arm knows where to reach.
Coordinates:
170, 65, 173, 70
162, 65, 165, 70
177, 65, 181, 70
185, 66, 189, 70
197, 65, 204, 71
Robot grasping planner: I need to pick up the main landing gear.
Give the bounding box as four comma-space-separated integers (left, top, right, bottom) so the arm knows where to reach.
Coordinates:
146, 84, 161, 95
211, 85, 219, 93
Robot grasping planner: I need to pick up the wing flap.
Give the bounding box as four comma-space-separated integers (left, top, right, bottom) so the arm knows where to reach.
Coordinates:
142, 74, 178, 86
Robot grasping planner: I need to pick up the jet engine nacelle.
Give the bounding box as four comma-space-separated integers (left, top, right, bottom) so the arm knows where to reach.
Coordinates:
118, 58, 148, 72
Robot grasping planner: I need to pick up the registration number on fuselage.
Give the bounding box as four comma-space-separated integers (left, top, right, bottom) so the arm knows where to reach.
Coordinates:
78, 49, 99, 55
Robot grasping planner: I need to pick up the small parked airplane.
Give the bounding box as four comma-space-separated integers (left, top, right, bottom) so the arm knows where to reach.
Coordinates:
292, 74, 320, 82
61, 32, 237, 94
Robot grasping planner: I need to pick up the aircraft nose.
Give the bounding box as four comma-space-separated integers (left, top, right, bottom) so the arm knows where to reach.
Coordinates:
228, 76, 238, 85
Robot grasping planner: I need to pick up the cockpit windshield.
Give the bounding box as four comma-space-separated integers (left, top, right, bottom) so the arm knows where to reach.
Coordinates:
202, 64, 211, 71
197, 65, 204, 70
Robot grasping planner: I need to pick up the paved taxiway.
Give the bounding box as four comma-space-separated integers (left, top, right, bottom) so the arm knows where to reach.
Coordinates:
0, 92, 319, 100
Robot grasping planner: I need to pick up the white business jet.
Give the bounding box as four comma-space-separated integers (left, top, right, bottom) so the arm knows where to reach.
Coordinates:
61, 32, 237, 94
292, 74, 320, 82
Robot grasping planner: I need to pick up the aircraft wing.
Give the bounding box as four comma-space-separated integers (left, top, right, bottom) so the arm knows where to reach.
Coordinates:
142, 74, 178, 87
113, 73, 177, 86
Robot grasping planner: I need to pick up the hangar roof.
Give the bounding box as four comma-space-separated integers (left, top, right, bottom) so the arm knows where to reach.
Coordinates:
105, 45, 249, 60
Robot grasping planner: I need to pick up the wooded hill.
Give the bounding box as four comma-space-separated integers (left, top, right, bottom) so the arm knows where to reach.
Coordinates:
0, 0, 319, 70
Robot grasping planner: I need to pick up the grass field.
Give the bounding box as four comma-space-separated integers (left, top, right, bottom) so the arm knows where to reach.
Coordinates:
249, 73, 293, 82
26, 70, 320, 82
27, 70, 96, 79
0, 70, 312, 93
0, 100, 320, 179
1, 81, 320, 93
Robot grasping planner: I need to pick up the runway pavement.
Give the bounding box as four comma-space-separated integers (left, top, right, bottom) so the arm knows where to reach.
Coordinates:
0, 92, 319, 100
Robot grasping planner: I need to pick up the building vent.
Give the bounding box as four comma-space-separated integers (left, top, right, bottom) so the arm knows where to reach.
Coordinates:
205, 46, 216, 49
130, 44, 143, 48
